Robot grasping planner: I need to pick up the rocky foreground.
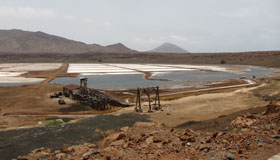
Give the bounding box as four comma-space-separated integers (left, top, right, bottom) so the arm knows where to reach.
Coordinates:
17, 103, 280, 160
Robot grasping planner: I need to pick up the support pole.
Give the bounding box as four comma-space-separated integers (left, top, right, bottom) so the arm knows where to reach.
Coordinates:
136, 88, 138, 111
135, 88, 142, 112
138, 88, 142, 112
157, 86, 161, 109
154, 86, 157, 106
147, 88, 152, 112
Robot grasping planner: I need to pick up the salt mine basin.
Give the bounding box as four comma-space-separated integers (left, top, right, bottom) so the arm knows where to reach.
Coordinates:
50, 65, 273, 89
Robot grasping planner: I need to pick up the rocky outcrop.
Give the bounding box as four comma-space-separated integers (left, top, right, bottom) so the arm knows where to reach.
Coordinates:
17, 103, 280, 160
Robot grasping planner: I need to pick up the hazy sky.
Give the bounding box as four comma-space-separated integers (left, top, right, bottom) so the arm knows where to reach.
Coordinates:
0, 0, 279, 52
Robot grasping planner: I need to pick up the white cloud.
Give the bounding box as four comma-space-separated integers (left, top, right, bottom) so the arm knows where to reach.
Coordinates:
104, 21, 112, 27
82, 17, 95, 24
167, 35, 199, 44
63, 14, 74, 21
221, 7, 260, 18
0, 6, 56, 19
134, 38, 159, 44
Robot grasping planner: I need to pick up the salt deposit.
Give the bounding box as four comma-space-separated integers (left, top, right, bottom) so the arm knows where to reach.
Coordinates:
0, 72, 26, 77
0, 63, 62, 85
67, 63, 216, 74
0, 77, 44, 84
0, 63, 62, 72
81, 72, 142, 75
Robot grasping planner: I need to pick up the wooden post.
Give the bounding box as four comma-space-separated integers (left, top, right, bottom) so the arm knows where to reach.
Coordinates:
147, 88, 152, 112
157, 86, 161, 109
138, 88, 142, 112
135, 88, 139, 111
154, 86, 157, 106
135, 88, 142, 112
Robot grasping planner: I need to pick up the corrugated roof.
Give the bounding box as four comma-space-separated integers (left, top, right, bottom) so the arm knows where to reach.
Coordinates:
63, 84, 80, 91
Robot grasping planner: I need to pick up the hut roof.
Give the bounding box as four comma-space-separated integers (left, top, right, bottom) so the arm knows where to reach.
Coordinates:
63, 84, 80, 91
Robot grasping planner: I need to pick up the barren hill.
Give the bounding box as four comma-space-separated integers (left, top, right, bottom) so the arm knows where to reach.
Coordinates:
0, 29, 136, 53
106, 43, 137, 53
149, 42, 189, 53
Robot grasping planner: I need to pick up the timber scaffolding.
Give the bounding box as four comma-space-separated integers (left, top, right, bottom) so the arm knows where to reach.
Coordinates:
73, 77, 128, 110
135, 86, 161, 113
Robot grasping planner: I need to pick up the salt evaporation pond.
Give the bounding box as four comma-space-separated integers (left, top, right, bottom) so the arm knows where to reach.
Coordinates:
0, 63, 62, 87
50, 65, 273, 89
51, 74, 183, 89
152, 66, 273, 83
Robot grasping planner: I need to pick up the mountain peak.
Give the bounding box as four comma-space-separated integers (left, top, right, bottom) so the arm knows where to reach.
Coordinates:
106, 43, 136, 53
149, 42, 189, 53
107, 43, 125, 47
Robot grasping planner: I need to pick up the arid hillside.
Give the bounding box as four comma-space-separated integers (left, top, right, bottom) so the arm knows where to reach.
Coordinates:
0, 51, 279, 67
0, 29, 136, 53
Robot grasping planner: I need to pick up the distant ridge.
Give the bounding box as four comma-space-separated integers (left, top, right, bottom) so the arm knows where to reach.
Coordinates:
149, 42, 189, 53
0, 29, 136, 53
106, 43, 137, 53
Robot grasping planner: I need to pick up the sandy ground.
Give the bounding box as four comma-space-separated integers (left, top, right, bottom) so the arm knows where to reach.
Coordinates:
0, 63, 277, 130
146, 69, 280, 127
113, 84, 269, 127
149, 85, 268, 127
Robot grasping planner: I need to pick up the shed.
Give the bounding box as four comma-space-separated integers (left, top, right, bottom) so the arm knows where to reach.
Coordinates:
63, 84, 80, 99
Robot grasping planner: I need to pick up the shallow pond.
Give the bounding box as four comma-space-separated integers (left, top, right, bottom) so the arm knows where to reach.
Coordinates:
50, 66, 273, 89
152, 66, 273, 83
51, 74, 183, 89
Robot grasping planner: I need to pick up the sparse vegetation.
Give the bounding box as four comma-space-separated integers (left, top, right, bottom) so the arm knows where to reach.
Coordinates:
45, 120, 63, 127
167, 93, 185, 99
173, 93, 184, 97
220, 59, 226, 64
0, 126, 7, 129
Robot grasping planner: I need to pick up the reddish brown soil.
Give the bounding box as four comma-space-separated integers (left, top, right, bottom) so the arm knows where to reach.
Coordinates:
17, 103, 280, 160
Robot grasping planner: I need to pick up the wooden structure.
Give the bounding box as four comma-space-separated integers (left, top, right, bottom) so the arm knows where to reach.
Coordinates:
135, 88, 143, 112
64, 77, 128, 110
135, 86, 161, 113
63, 84, 80, 99
79, 77, 88, 95
62, 77, 128, 110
